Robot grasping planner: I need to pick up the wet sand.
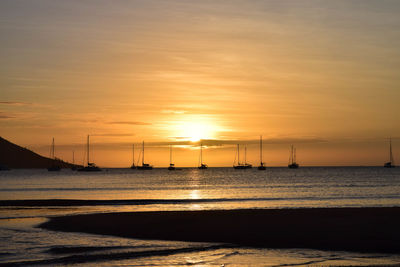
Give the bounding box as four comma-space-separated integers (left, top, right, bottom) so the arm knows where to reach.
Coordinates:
40, 207, 400, 253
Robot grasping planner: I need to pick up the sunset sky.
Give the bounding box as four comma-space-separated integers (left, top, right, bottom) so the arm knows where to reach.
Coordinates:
1, 0, 399, 167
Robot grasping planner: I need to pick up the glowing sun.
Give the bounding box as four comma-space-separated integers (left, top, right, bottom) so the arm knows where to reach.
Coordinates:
171, 117, 219, 142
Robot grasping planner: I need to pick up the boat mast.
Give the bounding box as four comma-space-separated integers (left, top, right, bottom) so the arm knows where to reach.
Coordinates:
290, 145, 294, 165
132, 144, 135, 165
245, 145, 247, 165
390, 138, 393, 163
237, 144, 240, 165
142, 141, 145, 166
72, 150, 75, 165
294, 147, 297, 164
200, 142, 203, 165
87, 135, 90, 165
260, 135, 263, 165
170, 145, 172, 165
51, 137, 55, 159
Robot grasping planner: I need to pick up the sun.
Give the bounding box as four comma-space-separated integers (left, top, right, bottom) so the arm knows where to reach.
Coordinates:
171, 117, 219, 142
186, 123, 206, 142
184, 121, 213, 142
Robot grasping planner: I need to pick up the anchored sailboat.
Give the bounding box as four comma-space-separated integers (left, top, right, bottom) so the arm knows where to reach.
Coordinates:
288, 145, 299, 169
137, 141, 153, 170
48, 137, 61, 171
258, 135, 266, 170
233, 144, 252, 169
198, 142, 208, 169
168, 145, 176, 170
71, 150, 77, 170
384, 138, 395, 168
130, 144, 136, 169
78, 135, 101, 171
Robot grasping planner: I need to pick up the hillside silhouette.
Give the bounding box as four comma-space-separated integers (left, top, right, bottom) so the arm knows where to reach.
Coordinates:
0, 137, 79, 169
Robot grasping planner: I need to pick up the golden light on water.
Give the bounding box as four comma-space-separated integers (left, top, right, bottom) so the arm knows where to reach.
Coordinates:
190, 190, 200, 200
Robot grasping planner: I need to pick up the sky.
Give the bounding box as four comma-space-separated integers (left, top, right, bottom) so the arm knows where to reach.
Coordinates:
1, 0, 399, 167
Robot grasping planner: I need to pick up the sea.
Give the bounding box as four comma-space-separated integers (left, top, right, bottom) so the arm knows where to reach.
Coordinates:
1, 167, 400, 266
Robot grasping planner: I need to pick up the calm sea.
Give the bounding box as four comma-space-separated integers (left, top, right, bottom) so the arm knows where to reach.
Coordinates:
1, 167, 400, 266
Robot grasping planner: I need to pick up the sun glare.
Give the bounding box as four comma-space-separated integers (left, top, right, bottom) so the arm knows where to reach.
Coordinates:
186, 123, 205, 142
171, 117, 219, 142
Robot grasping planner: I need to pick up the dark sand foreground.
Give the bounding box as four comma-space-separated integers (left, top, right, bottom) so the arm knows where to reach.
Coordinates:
40, 207, 400, 253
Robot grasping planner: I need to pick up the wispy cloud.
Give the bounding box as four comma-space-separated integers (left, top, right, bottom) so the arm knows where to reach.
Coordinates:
134, 137, 328, 148
0, 112, 15, 119
107, 121, 152, 125
0, 101, 32, 106
161, 109, 186, 114
90, 133, 135, 137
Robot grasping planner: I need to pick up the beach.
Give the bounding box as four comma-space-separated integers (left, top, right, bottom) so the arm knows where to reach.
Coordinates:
40, 207, 400, 253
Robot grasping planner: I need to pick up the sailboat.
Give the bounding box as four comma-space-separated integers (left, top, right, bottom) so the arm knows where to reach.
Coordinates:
384, 138, 395, 168
71, 150, 77, 170
233, 144, 252, 169
258, 135, 266, 170
48, 137, 61, 171
130, 144, 136, 169
78, 135, 101, 171
288, 145, 299, 169
137, 141, 153, 170
198, 142, 208, 169
168, 145, 176, 170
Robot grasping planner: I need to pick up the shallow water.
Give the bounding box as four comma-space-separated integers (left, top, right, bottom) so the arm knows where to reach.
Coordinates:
1, 167, 400, 266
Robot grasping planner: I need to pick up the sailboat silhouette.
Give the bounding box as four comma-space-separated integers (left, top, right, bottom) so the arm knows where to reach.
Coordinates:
71, 150, 77, 170
130, 144, 136, 169
168, 145, 176, 170
384, 138, 395, 168
233, 144, 252, 169
137, 141, 153, 170
258, 135, 266, 170
78, 135, 101, 171
288, 145, 299, 169
198, 142, 208, 169
48, 137, 61, 171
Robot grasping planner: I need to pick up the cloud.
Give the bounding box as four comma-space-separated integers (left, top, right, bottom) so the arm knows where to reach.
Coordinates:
161, 109, 187, 114
138, 137, 328, 148
107, 121, 152, 125
90, 133, 135, 137
0, 101, 32, 106
0, 111, 18, 119
0, 113, 15, 119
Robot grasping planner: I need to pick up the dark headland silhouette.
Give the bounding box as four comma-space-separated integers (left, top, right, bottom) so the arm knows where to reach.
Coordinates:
0, 136, 80, 169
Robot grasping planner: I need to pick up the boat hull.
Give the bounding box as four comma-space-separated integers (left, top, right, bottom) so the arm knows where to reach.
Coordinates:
137, 166, 153, 170
198, 164, 208, 169
48, 165, 61, 171
384, 162, 395, 168
288, 163, 299, 169
234, 164, 252, 169
78, 166, 101, 172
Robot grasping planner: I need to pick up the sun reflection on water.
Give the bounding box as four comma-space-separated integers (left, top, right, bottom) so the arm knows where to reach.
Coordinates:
190, 189, 200, 200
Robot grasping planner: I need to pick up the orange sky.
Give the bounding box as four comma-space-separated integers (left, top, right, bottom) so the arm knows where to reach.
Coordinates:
1, 1, 399, 166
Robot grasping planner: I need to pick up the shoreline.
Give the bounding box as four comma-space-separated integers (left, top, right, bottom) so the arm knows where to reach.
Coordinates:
39, 207, 400, 254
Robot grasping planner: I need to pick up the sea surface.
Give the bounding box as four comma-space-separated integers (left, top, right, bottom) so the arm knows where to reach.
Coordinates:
1, 167, 400, 266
